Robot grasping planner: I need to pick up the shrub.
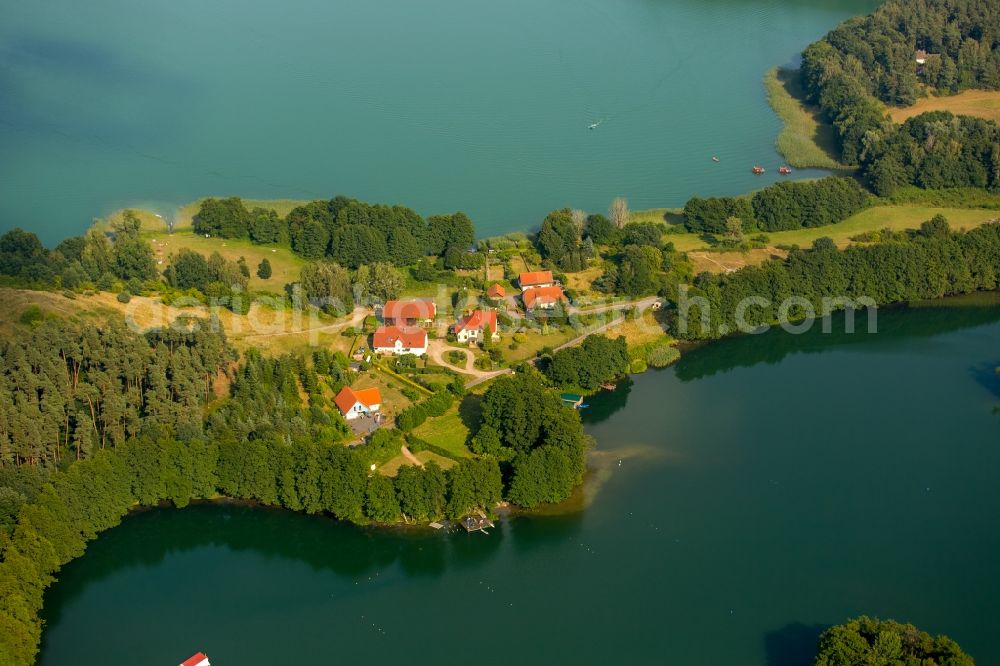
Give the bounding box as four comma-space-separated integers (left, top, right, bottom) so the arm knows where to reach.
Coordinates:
646, 345, 680, 368
116, 291, 132, 304
396, 404, 427, 432
62, 289, 76, 300
423, 391, 454, 417
630, 358, 648, 373
19, 305, 44, 326
513, 332, 528, 343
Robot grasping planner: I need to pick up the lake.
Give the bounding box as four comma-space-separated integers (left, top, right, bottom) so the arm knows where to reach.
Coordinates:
1, 0, 878, 245
39, 299, 1000, 665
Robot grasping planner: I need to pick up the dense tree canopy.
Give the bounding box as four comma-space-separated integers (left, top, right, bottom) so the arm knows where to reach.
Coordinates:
675, 219, 1000, 340
474, 370, 589, 507
801, 0, 1000, 188
815, 616, 974, 666
545, 335, 630, 390
684, 178, 870, 234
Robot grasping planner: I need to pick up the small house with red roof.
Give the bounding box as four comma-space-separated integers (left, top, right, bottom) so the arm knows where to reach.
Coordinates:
334, 386, 383, 420
381, 299, 436, 327
486, 283, 506, 300
518, 271, 554, 292
523, 285, 567, 311
372, 326, 428, 356
452, 310, 499, 344
179, 654, 210, 666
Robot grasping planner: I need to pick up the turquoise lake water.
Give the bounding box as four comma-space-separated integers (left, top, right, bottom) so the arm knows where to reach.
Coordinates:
1, 0, 877, 244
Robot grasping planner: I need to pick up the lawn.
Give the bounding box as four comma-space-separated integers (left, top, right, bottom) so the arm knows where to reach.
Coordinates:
411, 407, 473, 459
503, 325, 576, 363
146, 230, 306, 292
889, 89, 1000, 125
378, 450, 457, 477
351, 371, 417, 424
663, 205, 999, 256
629, 208, 685, 227
764, 68, 851, 170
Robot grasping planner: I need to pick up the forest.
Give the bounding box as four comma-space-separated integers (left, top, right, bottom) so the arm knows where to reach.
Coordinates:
193, 195, 478, 269
814, 616, 973, 665
801, 0, 1000, 191
675, 217, 1000, 340
0, 315, 590, 665
683, 177, 871, 234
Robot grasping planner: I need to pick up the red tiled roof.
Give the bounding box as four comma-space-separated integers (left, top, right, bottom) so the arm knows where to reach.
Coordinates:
452, 310, 497, 334
334, 386, 382, 415
373, 326, 427, 350
518, 271, 553, 288
382, 299, 436, 321
180, 654, 209, 666
523, 286, 566, 309
487, 284, 506, 298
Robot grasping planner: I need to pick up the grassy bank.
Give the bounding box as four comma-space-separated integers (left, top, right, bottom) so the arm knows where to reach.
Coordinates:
763, 68, 850, 170
888, 89, 1000, 124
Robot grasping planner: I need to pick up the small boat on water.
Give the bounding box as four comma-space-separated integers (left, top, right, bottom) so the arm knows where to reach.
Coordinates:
779, 166, 792, 175
601, 382, 617, 391
588, 121, 602, 130
752, 165, 765, 174
712, 156, 720, 162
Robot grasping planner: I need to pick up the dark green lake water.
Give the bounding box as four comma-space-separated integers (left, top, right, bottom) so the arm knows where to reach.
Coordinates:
39, 300, 1000, 665
1, 0, 877, 244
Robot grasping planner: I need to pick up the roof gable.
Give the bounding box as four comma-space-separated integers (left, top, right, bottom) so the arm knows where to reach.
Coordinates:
523, 286, 566, 307
453, 310, 497, 333
334, 386, 382, 415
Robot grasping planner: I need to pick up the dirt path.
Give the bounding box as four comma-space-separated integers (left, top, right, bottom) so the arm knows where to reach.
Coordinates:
240, 306, 368, 340
426, 339, 482, 376
569, 296, 658, 316
400, 445, 424, 468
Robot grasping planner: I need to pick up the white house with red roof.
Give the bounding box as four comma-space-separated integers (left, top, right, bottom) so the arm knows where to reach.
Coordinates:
179, 654, 210, 666
523, 285, 567, 311
381, 299, 436, 327
452, 310, 499, 343
372, 326, 428, 355
334, 386, 383, 420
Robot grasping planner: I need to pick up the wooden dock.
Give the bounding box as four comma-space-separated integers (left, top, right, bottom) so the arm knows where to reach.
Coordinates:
461, 515, 495, 534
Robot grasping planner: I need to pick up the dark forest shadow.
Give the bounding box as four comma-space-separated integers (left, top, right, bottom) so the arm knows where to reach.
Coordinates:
458, 393, 483, 431
764, 622, 828, 666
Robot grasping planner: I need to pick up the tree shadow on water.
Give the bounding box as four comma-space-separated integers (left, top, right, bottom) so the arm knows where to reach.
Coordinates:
763, 622, 828, 666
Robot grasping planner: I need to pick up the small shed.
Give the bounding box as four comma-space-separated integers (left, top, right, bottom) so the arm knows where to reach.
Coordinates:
180, 654, 210, 666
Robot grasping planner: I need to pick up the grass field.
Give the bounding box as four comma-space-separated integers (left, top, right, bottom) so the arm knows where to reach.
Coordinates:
147, 231, 306, 292
764, 68, 850, 170
0, 287, 360, 358
889, 89, 1000, 125
665, 204, 997, 253
411, 408, 473, 459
